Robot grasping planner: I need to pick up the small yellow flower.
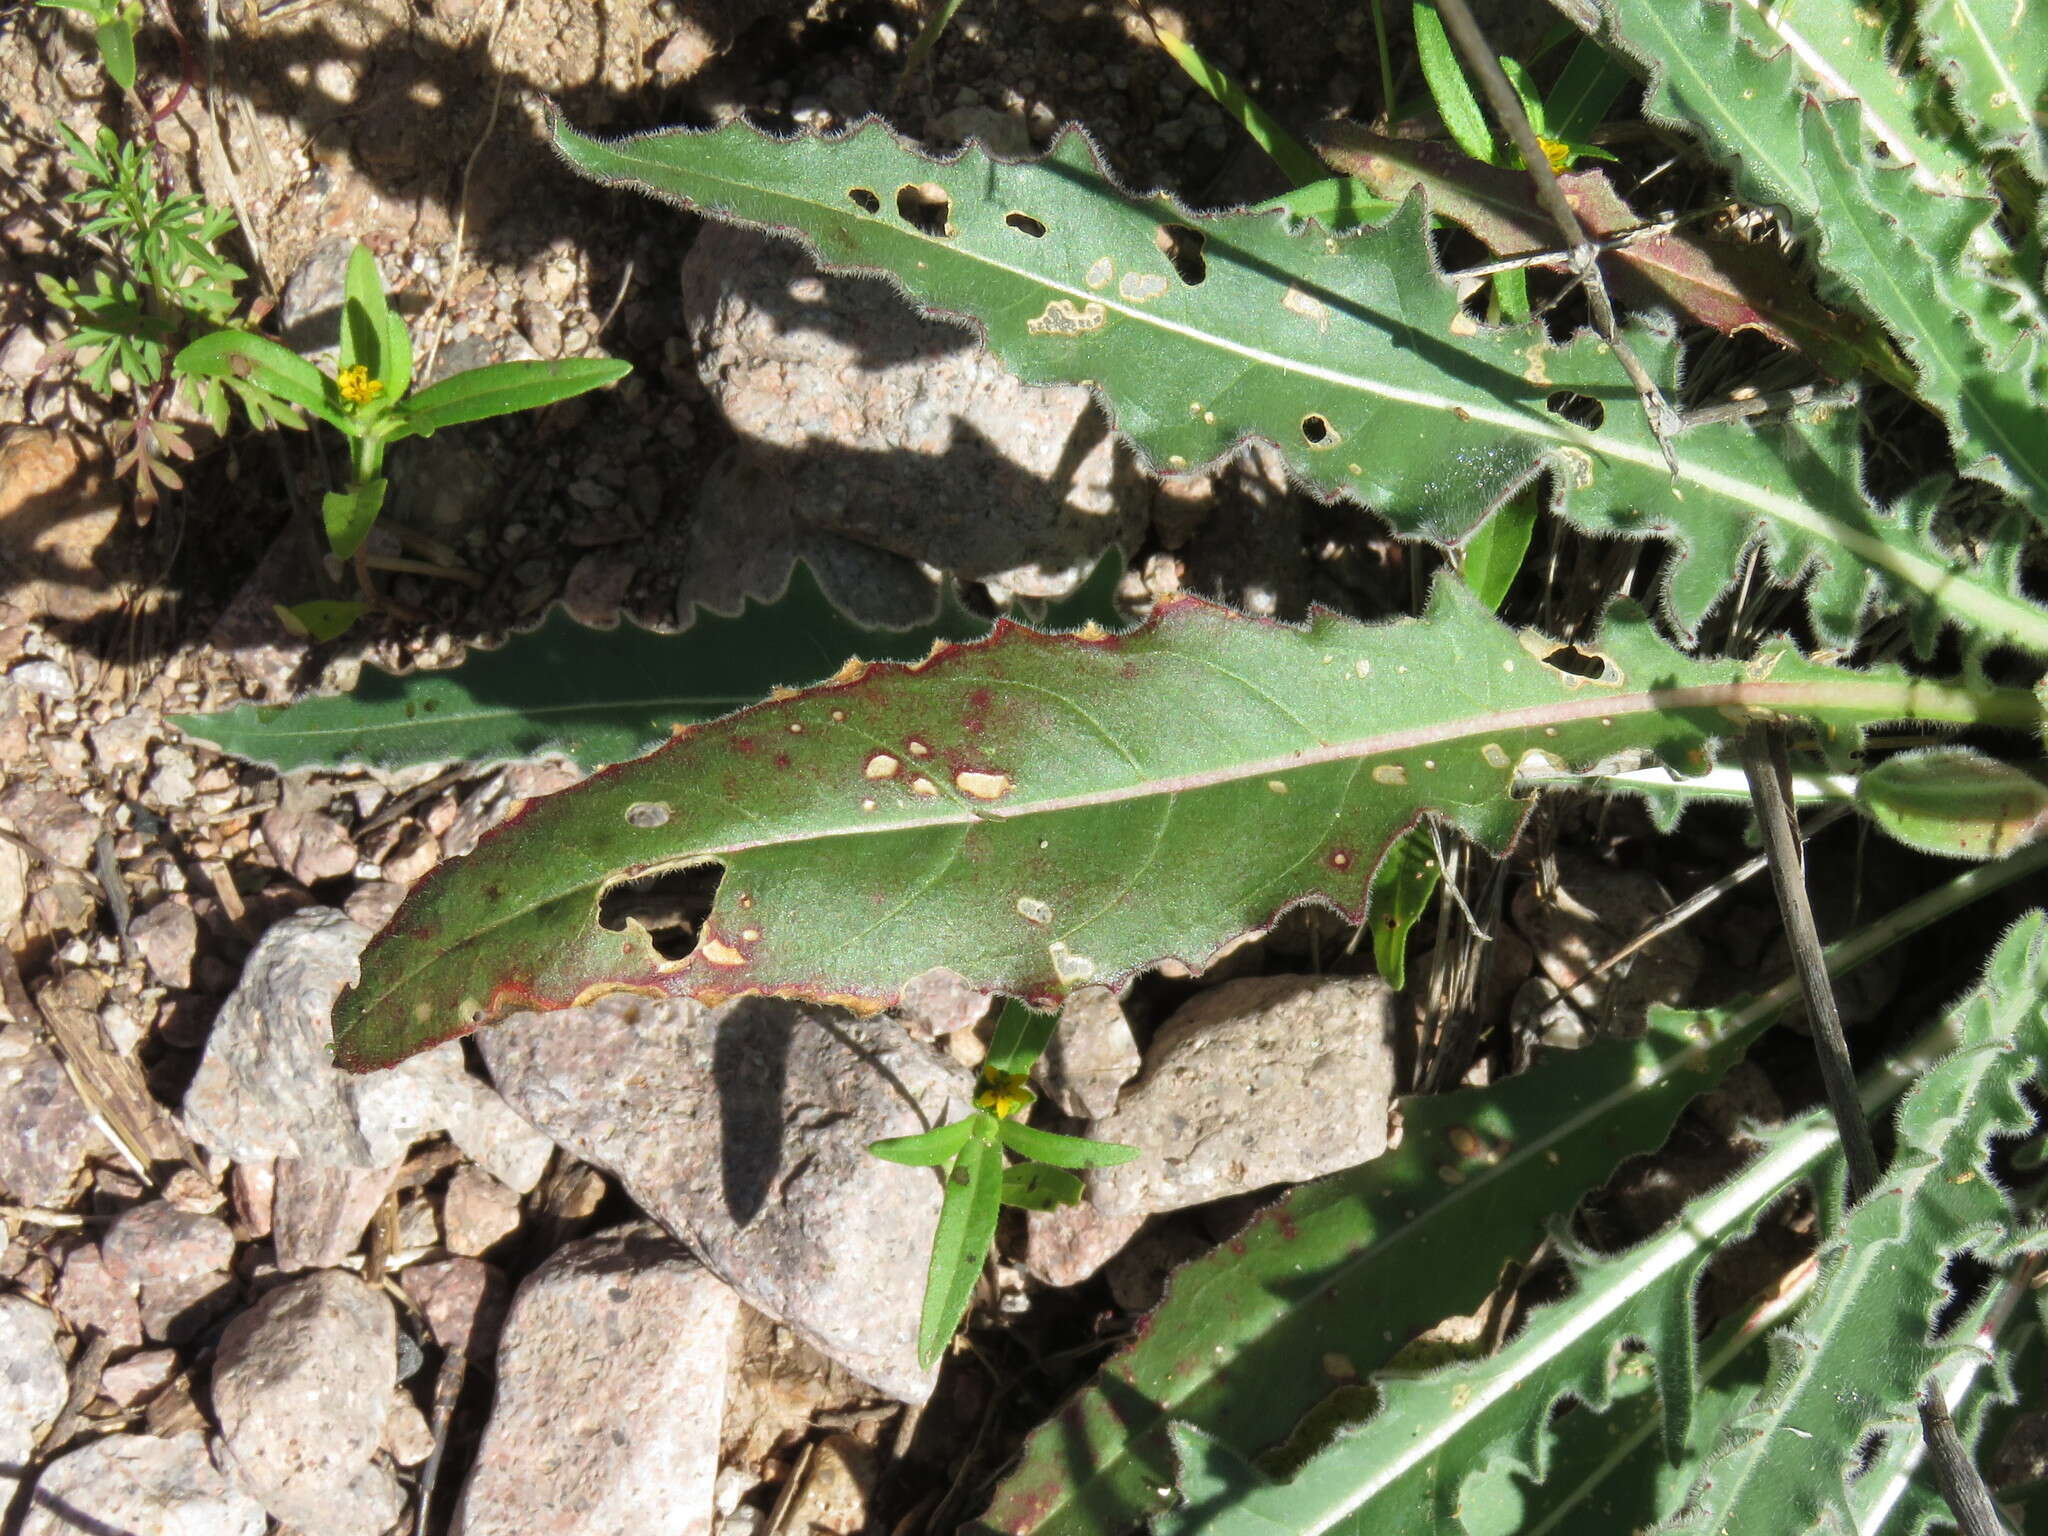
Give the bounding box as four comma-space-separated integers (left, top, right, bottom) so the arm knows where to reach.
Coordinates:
974, 1067, 1034, 1120
1538, 136, 1573, 172
337, 364, 385, 407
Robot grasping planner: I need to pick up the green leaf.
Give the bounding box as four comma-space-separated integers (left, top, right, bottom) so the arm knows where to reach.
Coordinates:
1365, 825, 1438, 990
274, 600, 367, 642
870, 1115, 978, 1167
338, 243, 405, 401
979, 845, 2048, 1536
995, 1120, 1139, 1169
321, 478, 387, 560
1917, 0, 2048, 180
1413, 0, 1499, 164
1459, 497, 1536, 612
554, 114, 2048, 654
1153, 914, 2048, 1536
176, 330, 348, 431
986, 999, 1061, 1076
1250, 177, 1400, 234
1663, 915, 2048, 1532
1587, 0, 2048, 521
1149, 20, 1329, 188
93, 13, 135, 91
1857, 747, 2048, 860
333, 579, 2048, 1070
1544, 36, 1630, 145
399, 357, 630, 437
921, 1122, 1003, 1369
1001, 1162, 1086, 1211
169, 564, 997, 774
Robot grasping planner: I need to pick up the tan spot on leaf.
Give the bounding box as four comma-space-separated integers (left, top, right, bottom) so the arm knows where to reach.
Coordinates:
865, 753, 900, 779
699, 938, 747, 967
1028, 299, 1107, 335
956, 770, 1012, 800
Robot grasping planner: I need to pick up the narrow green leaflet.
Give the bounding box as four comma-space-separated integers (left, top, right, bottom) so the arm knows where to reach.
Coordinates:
1664, 915, 2048, 1532
869, 1117, 976, 1166
334, 579, 2048, 1070
1918, 0, 2048, 179
1366, 825, 1438, 990
972, 849, 2048, 1536
398, 357, 630, 437
171, 565, 994, 773
176, 329, 348, 431
923, 1125, 1003, 1368
552, 114, 2048, 653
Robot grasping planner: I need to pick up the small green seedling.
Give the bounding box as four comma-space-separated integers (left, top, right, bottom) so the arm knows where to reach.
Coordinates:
175, 244, 629, 629
36, 0, 140, 91
869, 1000, 1139, 1369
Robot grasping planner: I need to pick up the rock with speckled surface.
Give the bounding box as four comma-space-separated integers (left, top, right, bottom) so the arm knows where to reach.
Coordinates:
21, 1431, 267, 1536
1089, 974, 1401, 1217
0, 1295, 67, 1489
182, 908, 551, 1189
211, 1271, 403, 1536
480, 995, 972, 1400
453, 1224, 736, 1536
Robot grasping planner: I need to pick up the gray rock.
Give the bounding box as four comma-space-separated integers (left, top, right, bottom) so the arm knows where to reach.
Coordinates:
102, 1201, 235, 1288
182, 910, 551, 1190
271, 1159, 401, 1272
0, 1024, 103, 1205
400, 1256, 508, 1358
139, 1271, 239, 1346
442, 1165, 521, 1256
261, 806, 359, 886
278, 237, 354, 358
54, 1240, 142, 1350
480, 995, 974, 1400
1038, 987, 1142, 1120
88, 707, 158, 772
8, 658, 74, 700
0, 1295, 66, 1479
681, 223, 1144, 606
21, 1431, 266, 1536
100, 1347, 179, 1408
212, 1271, 404, 1536
1023, 1198, 1145, 1287
1090, 975, 1402, 1218
131, 899, 200, 989
0, 784, 96, 869
453, 1225, 737, 1536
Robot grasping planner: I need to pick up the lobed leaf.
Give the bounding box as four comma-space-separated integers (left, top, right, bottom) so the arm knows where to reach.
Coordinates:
968, 807, 2048, 1536
1662, 914, 2048, 1532
1582, 0, 2048, 520
334, 579, 2047, 1071
552, 113, 2048, 654
171, 564, 998, 774
1916, 0, 2048, 181
1152, 913, 2048, 1536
